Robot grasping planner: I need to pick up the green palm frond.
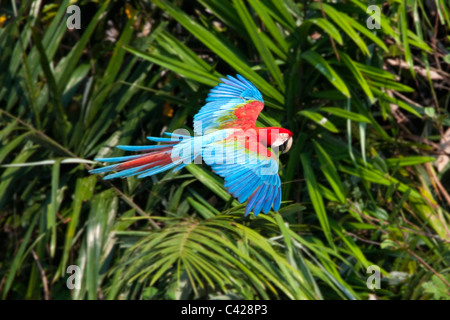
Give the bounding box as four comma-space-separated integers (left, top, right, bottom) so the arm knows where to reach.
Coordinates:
1, 0, 449, 300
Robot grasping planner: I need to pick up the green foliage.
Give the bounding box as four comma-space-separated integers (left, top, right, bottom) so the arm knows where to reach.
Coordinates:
0, 0, 449, 300
422, 274, 450, 300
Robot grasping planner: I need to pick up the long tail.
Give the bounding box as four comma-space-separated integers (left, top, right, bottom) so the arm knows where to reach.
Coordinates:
90, 132, 195, 180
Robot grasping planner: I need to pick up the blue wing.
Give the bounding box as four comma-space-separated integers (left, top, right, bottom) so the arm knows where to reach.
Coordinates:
202, 135, 281, 216
193, 74, 264, 136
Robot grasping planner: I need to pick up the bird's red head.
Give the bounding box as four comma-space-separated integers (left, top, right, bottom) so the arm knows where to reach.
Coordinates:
258, 127, 293, 154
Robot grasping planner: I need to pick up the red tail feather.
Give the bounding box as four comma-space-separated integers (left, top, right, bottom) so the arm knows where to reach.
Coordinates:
117, 148, 173, 171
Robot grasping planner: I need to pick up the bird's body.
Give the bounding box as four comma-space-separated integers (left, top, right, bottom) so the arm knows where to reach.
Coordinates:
91, 75, 293, 216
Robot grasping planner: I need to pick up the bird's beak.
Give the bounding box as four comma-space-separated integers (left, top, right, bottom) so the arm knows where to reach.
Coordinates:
281, 137, 293, 154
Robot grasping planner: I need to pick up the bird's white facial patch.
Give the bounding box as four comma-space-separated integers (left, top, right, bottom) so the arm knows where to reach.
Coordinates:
272, 133, 290, 147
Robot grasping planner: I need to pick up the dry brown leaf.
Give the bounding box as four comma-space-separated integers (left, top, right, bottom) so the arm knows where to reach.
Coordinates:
436, 128, 450, 172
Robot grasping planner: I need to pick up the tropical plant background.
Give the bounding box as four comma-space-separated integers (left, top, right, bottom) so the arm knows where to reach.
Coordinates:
1, 0, 449, 300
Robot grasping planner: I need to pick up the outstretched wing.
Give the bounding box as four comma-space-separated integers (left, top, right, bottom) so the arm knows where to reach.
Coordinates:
203, 133, 281, 216
194, 74, 264, 135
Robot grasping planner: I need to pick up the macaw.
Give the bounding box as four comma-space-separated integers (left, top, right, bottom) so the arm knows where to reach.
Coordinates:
91, 74, 293, 216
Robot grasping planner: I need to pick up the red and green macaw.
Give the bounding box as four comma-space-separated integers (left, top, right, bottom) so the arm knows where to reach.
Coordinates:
91, 75, 293, 216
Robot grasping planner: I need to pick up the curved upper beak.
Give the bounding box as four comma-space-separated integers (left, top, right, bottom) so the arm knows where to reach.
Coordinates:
281, 136, 293, 154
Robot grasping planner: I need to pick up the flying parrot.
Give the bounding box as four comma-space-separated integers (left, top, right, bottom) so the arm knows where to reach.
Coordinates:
91, 74, 293, 216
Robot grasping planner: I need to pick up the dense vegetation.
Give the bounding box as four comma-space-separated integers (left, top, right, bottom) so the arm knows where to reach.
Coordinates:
0, 0, 449, 300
